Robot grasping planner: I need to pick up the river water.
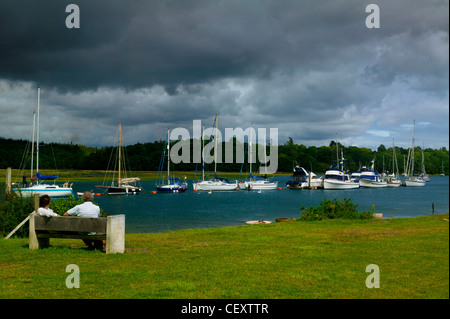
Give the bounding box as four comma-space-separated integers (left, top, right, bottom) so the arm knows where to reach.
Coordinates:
71, 176, 449, 233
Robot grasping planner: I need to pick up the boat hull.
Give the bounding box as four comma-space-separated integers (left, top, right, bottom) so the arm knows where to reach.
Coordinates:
156, 184, 187, 193
246, 181, 278, 190
288, 180, 324, 189
386, 181, 402, 187
13, 185, 73, 197
359, 179, 388, 188
404, 179, 426, 187
193, 181, 237, 191
323, 179, 359, 189
107, 186, 142, 195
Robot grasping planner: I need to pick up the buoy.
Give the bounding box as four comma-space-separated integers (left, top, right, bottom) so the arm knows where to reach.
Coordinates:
194, 189, 198, 192
96, 193, 101, 196
235, 188, 239, 190
152, 191, 157, 194
278, 187, 282, 190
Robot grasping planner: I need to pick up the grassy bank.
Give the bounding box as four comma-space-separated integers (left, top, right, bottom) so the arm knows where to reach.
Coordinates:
1, 213, 448, 299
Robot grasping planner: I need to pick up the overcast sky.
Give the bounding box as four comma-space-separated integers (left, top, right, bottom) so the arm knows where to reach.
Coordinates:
0, 0, 448, 150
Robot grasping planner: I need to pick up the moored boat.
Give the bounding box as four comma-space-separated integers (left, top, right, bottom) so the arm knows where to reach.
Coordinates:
404, 120, 425, 187
12, 86, 73, 198
323, 135, 359, 190
96, 123, 143, 195
286, 165, 323, 189
192, 115, 238, 191
156, 129, 188, 193
359, 160, 387, 188
323, 168, 359, 189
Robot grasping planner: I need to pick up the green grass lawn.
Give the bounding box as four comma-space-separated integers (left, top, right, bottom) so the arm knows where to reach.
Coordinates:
0, 214, 448, 299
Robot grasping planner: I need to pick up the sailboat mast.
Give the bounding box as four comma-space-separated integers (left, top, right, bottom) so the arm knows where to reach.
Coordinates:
335, 133, 339, 169
411, 120, 415, 176
118, 122, 121, 187
392, 139, 396, 177
167, 129, 170, 183
214, 114, 218, 175
31, 111, 36, 177
249, 124, 253, 176
202, 126, 205, 181
36, 86, 40, 174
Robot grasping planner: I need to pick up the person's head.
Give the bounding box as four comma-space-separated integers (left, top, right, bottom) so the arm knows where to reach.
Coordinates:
82, 191, 94, 202
39, 195, 51, 208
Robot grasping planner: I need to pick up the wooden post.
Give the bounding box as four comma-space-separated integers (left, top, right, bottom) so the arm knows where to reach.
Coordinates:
432, 203, 435, 214
29, 212, 39, 249
106, 214, 125, 254
34, 194, 39, 213
5, 167, 11, 198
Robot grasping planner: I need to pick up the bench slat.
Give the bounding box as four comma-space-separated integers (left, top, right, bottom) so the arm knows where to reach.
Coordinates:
34, 216, 107, 233
36, 232, 106, 240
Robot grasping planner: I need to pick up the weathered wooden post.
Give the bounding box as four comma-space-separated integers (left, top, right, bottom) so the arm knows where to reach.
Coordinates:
106, 214, 125, 254
432, 203, 435, 214
5, 167, 12, 198
29, 212, 39, 249
34, 194, 39, 213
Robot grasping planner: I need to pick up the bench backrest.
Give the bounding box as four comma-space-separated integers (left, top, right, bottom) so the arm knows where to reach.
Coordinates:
34, 215, 107, 233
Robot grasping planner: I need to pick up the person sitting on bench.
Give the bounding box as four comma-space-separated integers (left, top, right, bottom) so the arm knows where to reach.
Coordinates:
38, 195, 59, 217
64, 191, 103, 250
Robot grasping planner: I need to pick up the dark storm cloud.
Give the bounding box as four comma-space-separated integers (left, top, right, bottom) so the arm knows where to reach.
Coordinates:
0, 0, 448, 149
2, 0, 436, 92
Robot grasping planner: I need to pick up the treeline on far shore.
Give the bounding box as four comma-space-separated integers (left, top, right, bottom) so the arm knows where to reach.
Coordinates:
1, 137, 448, 175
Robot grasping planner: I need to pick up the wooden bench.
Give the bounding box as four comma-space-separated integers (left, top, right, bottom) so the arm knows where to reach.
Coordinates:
29, 212, 125, 254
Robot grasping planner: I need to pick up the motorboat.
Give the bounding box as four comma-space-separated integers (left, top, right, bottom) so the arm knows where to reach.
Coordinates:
323, 167, 359, 189
286, 165, 323, 189
359, 160, 387, 188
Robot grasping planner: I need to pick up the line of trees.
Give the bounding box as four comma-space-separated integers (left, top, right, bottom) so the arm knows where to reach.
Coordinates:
1, 137, 448, 175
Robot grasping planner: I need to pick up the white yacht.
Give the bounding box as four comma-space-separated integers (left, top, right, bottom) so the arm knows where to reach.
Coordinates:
359, 160, 387, 188
245, 174, 278, 190
323, 167, 359, 189
323, 135, 359, 190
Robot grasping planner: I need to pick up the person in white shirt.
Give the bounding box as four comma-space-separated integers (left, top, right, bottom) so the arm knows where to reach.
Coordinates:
37, 195, 59, 217
64, 191, 103, 250
64, 192, 100, 218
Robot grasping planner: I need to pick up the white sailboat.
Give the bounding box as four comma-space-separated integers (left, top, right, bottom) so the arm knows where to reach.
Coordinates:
243, 125, 278, 191
404, 120, 425, 187
323, 136, 359, 190
385, 139, 402, 187
12, 86, 73, 197
420, 145, 430, 182
192, 115, 238, 191
96, 123, 142, 195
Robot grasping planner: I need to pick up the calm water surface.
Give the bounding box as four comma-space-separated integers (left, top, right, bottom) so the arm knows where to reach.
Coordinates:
72, 176, 449, 233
